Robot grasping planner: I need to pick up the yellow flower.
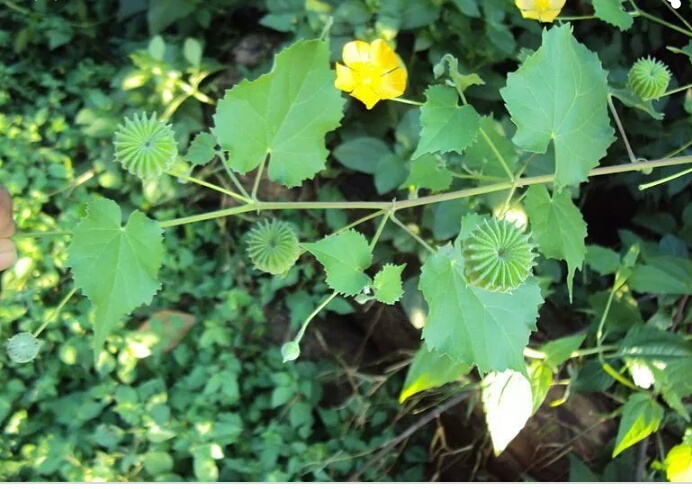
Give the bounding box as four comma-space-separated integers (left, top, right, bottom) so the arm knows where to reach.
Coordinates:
665, 444, 692, 482
335, 39, 407, 110
515, 0, 566, 22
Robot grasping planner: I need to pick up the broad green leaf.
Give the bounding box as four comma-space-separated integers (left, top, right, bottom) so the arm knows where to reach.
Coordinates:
629, 257, 692, 294
433, 54, 485, 94
183, 37, 202, 66
143, 452, 174, 476
462, 116, 517, 180
619, 325, 692, 418
588, 289, 643, 333
399, 346, 472, 403
482, 370, 533, 455
525, 185, 587, 300
67, 198, 164, 359
613, 393, 664, 457
664, 443, 692, 482
212, 40, 344, 187
373, 264, 405, 305
569, 454, 600, 482
302, 230, 372, 296
539, 333, 586, 370
186, 132, 217, 166
419, 244, 543, 374
501, 25, 614, 188
592, 0, 633, 30
585, 244, 620, 275
192, 444, 221, 482
412, 85, 480, 160
333, 137, 390, 175
619, 325, 692, 361
610, 87, 664, 121
529, 362, 553, 414
374, 154, 408, 194
401, 154, 453, 192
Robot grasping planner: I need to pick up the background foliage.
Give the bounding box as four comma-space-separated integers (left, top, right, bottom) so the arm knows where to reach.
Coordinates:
1, 0, 692, 482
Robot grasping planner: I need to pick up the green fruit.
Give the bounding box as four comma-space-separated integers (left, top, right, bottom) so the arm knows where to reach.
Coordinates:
461, 218, 536, 293
627, 57, 671, 101
246, 220, 300, 275
114, 112, 178, 178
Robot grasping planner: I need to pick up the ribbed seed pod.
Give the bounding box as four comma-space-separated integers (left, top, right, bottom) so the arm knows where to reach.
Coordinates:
246, 220, 300, 275
627, 57, 671, 101
461, 218, 536, 293
7, 332, 40, 363
113, 112, 178, 178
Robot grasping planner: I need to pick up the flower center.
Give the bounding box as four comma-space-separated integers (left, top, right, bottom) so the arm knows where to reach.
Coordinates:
535, 0, 551, 12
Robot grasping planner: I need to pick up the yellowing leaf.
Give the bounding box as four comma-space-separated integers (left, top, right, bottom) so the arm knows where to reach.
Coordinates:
613, 393, 664, 457
399, 346, 471, 403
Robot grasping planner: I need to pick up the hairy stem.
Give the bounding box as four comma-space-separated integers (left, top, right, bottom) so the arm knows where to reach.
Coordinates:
158, 156, 692, 228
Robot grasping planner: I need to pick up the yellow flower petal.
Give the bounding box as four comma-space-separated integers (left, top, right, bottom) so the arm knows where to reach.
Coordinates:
374, 67, 407, 99
370, 39, 400, 73
349, 85, 381, 110
334, 39, 408, 109
342, 40, 371, 68
515, 0, 565, 23
666, 444, 692, 483
334, 63, 355, 93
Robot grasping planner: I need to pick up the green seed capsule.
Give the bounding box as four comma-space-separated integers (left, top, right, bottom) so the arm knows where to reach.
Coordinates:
113, 112, 178, 179
246, 220, 300, 275
627, 57, 671, 101
461, 218, 536, 293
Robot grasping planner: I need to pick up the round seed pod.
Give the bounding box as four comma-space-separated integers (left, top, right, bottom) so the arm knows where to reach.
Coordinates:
7, 332, 40, 363
113, 112, 178, 178
461, 218, 536, 293
627, 57, 671, 101
246, 220, 300, 275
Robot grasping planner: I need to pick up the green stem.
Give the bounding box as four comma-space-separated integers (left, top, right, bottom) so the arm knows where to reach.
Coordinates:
251, 156, 268, 201
524, 343, 619, 360
13, 231, 72, 239
628, 0, 692, 37
167, 170, 253, 204
326, 210, 386, 239
658, 0, 692, 33
595, 278, 641, 391
157, 156, 692, 228
639, 166, 692, 190
392, 97, 424, 107
660, 82, 692, 98
557, 14, 601, 21
295, 291, 339, 343
217, 152, 252, 200
608, 95, 637, 163
369, 209, 392, 251
447, 170, 505, 182
479, 128, 515, 181
33, 287, 78, 338
390, 214, 435, 254
663, 137, 692, 159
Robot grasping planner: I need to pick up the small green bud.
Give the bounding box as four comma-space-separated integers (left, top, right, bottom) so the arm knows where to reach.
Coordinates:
281, 341, 301, 362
